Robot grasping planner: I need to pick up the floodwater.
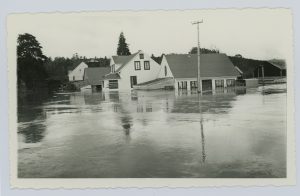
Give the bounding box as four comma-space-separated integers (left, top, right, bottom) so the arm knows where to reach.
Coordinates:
18, 87, 287, 178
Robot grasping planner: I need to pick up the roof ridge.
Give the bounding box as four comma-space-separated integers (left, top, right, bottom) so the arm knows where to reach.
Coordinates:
114, 51, 140, 72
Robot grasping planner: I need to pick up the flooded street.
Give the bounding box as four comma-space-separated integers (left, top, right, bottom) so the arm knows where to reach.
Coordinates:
17, 88, 286, 178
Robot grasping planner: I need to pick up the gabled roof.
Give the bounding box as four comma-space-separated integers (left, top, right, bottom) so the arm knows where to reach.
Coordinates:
84, 67, 111, 85
234, 66, 243, 74
267, 59, 286, 70
165, 53, 240, 78
67, 60, 86, 71
111, 51, 140, 72
104, 73, 121, 80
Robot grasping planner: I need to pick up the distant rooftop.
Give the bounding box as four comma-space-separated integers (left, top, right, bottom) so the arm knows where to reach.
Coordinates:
268, 59, 286, 70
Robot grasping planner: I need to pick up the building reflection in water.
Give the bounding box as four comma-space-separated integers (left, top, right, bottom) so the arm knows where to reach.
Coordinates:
131, 92, 138, 101
146, 103, 152, 112
109, 91, 120, 102
121, 115, 132, 136
83, 92, 106, 105
108, 91, 133, 139
235, 87, 246, 95
137, 105, 143, 113
173, 89, 237, 114
172, 88, 245, 164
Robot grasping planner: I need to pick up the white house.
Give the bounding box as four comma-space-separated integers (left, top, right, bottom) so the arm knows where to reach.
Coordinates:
68, 62, 88, 81
103, 50, 161, 91
158, 53, 241, 91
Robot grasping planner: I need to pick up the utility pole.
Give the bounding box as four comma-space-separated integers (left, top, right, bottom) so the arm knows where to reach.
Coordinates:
192, 20, 203, 93
261, 65, 265, 86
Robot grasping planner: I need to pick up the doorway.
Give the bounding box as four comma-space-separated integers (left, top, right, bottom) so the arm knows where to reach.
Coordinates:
130, 76, 137, 88
202, 79, 212, 91
96, 85, 102, 91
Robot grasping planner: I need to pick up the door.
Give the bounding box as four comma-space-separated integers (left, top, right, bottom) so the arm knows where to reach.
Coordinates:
96, 85, 102, 91
130, 76, 137, 88
202, 79, 212, 91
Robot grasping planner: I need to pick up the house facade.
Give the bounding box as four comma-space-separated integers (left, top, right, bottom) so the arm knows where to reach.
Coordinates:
158, 53, 241, 91
68, 62, 88, 81
103, 50, 161, 91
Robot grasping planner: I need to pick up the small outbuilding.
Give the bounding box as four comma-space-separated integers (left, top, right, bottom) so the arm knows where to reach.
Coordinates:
68, 62, 88, 82
82, 67, 111, 91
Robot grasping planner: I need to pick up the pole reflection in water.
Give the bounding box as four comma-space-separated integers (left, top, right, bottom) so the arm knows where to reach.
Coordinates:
200, 117, 206, 163
198, 93, 206, 163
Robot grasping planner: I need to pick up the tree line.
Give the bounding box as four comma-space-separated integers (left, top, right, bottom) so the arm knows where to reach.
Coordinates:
17, 33, 111, 94
18, 32, 266, 94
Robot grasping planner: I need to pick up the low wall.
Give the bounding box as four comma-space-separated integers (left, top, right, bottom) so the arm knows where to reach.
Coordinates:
133, 78, 175, 90
69, 80, 88, 90
245, 79, 259, 88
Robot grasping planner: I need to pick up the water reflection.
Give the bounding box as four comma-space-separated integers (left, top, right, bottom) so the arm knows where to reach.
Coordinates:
83, 93, 105, 105
18, 88, 286, 178
121, 115, 132, 136
18, 94, 48, 143
109, 91, 120, 102
200, 118, 206, 163
19, 122, 46, 143
172, 92, 236, 114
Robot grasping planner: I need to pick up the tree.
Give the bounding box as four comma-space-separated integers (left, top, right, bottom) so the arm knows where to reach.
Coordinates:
44, 57, 71, 81
151, 54, 163, 64
117, 32, 131, 56
235, 54, 243, 58
17, 33, 48, 89
189, 47, 220, 54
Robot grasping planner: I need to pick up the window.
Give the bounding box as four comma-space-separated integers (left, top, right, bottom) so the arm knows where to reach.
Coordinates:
226, 79, 235, 87
134, 61, 141, 70
182, 81, 187, 89
164, 66, 167, 76
215, 79, 224, 88
73, 76, 75, 81
139, 53, 144, 59
109, 80, 118, 89
144, 61, 150, 70
179, 81, 187, 89
190, 81, 197, 89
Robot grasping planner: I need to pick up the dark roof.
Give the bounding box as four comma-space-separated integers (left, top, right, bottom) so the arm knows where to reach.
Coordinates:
67, 60, 85, 71
165, 53, 240, 78
84, 67, 111, 85
112, 51, 139, 72
86, 61, 100, 67
104, 73, 121, 80
268, 59, 286, 70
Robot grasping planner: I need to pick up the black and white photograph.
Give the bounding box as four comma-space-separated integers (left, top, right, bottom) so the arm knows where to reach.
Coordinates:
7, 8, 295, 187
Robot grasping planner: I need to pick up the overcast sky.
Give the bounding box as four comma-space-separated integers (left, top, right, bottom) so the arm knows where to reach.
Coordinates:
9, 9, 292, 60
